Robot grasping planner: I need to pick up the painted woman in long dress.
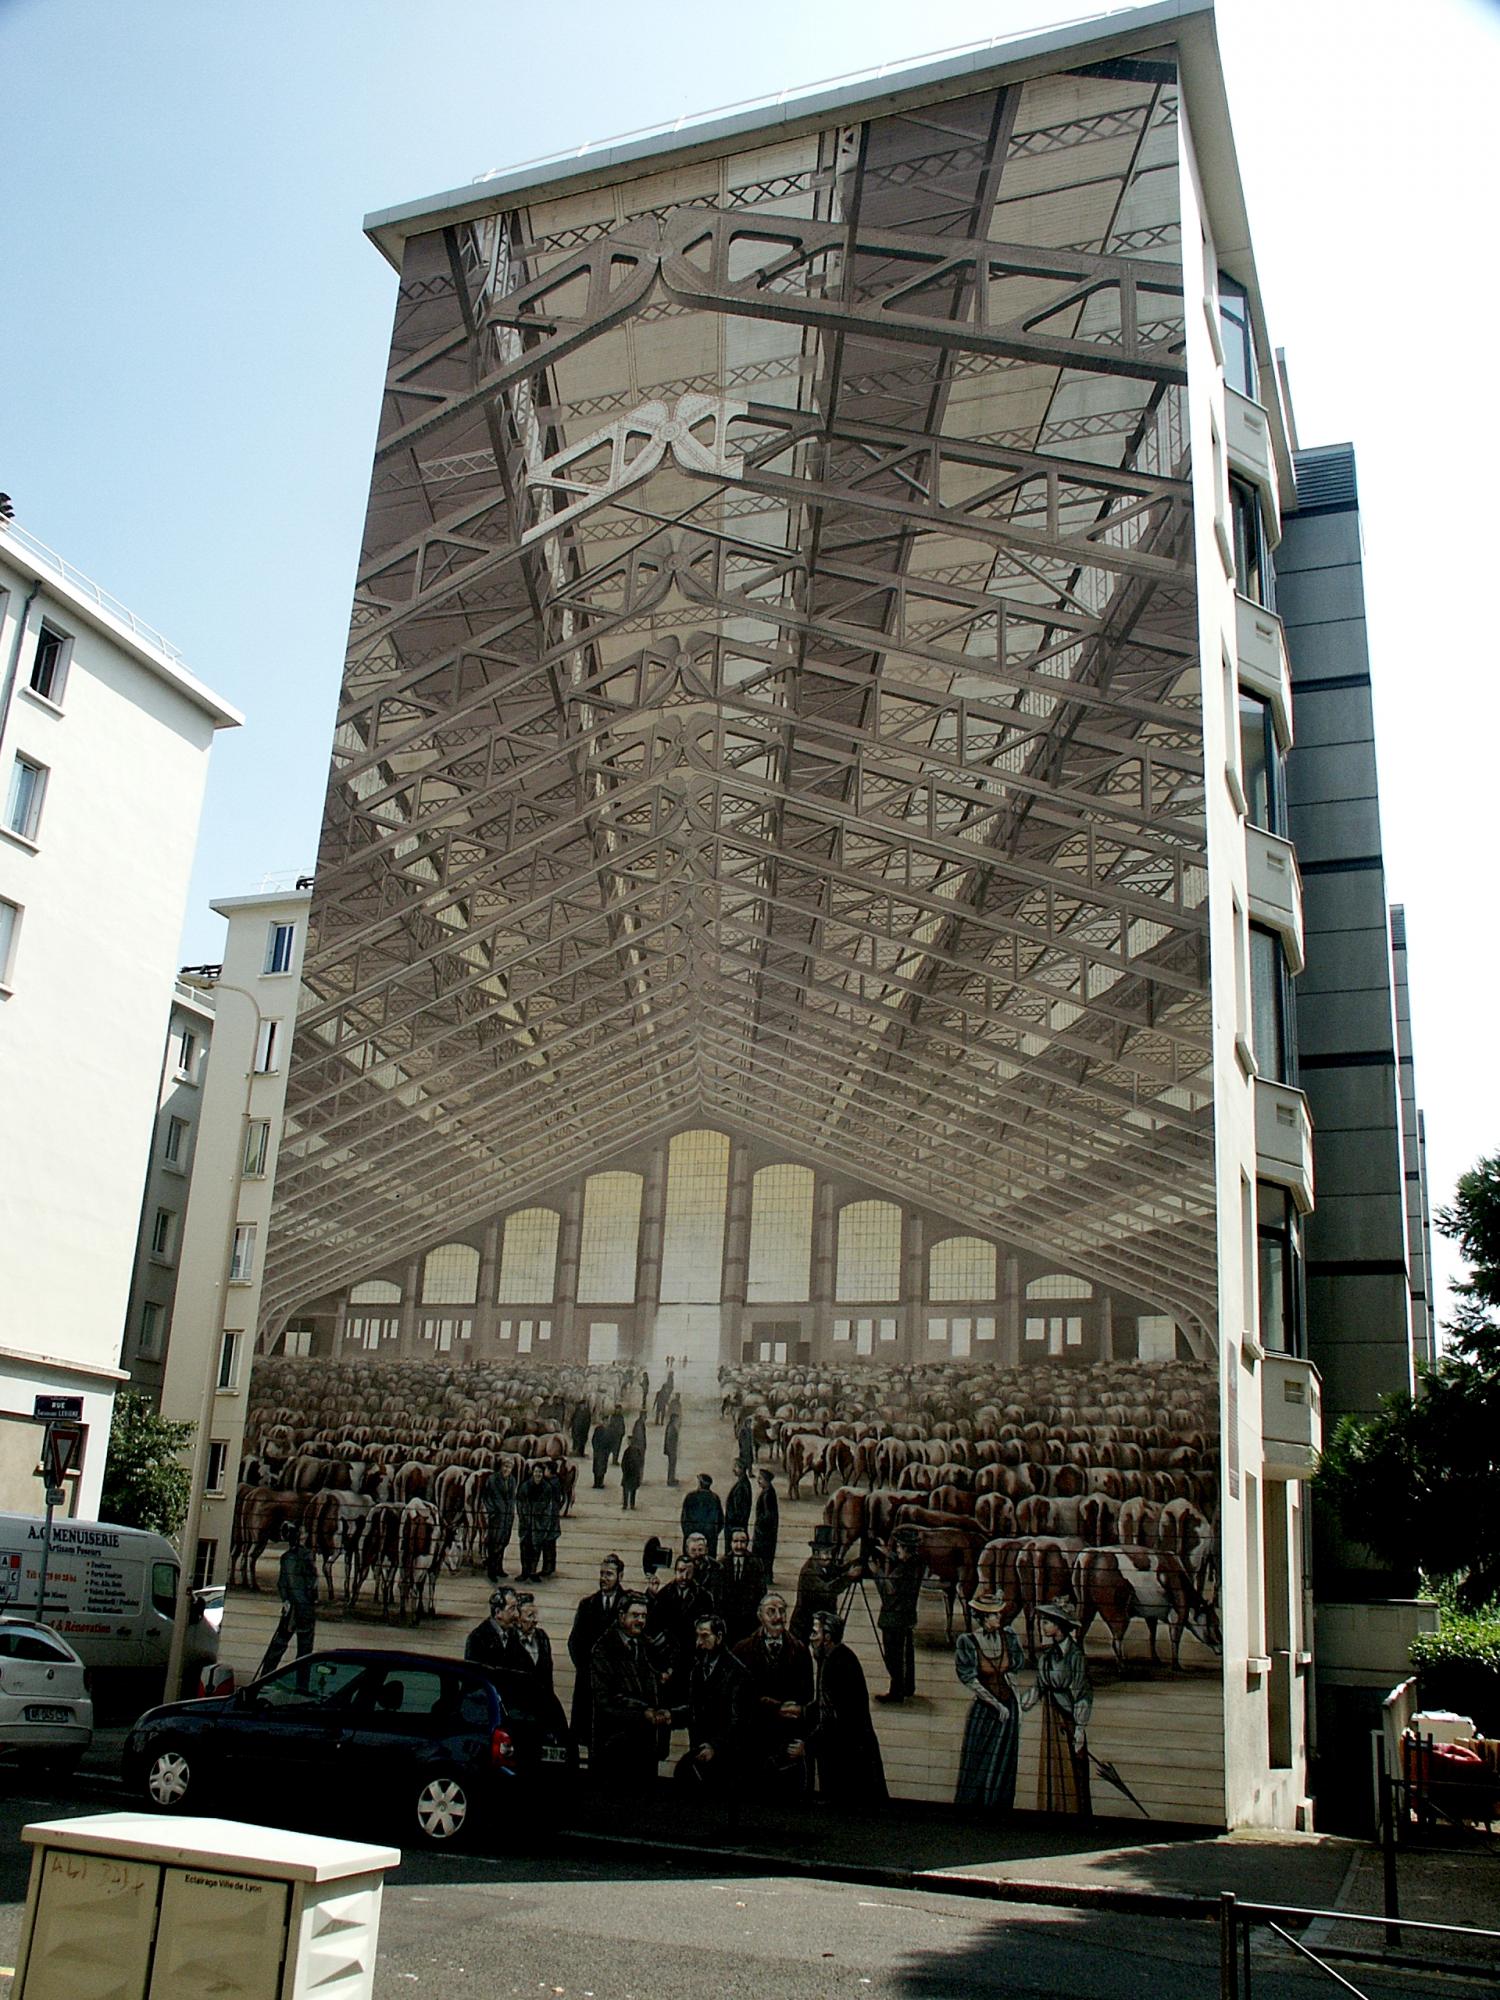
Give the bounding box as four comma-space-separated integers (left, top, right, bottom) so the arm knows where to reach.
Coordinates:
1021, 1603, 1094, 1815
953, 1595, 1023, 1810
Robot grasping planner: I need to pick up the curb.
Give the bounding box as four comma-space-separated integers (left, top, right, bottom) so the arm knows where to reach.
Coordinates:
556, 1826, 1216, 1919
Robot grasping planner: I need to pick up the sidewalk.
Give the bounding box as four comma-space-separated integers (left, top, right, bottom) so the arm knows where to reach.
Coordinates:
83, 1718, 1500, 1962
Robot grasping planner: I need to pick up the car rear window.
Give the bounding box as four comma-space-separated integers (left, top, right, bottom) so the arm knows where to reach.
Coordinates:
366, 1668, 463, 1719
0, 1630, 75, 1664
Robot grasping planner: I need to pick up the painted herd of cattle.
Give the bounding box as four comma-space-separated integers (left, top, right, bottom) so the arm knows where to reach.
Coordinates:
725, 1356, 1223, 1670
234, 1357, 638, 1621
235, 1349, 1221, 1670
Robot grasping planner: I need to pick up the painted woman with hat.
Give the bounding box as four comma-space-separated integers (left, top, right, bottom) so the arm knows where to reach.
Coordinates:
1021, 1603, 1094, 1815
953, 1593, 1023, 1811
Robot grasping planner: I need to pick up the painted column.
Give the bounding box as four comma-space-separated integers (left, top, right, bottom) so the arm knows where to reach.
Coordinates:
475, 1218, 501, 1356
556, 1185, 583, 1363
901, 1207, 925, 1363
634, 1144, 668, 1361
399, 1256, 422, 1362
1000, 1252, 1021, 1366
721, 1142, 752, 1364
812, 1179, 837, 1359
1098, 1288, 1114, 1363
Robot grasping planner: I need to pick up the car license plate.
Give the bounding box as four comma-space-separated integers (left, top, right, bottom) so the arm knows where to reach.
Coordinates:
24, 1705, 72, 1723
541, 1744, 567, 1764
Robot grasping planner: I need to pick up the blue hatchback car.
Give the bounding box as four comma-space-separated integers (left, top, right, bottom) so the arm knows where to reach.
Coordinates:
123, 1647, 570, 1845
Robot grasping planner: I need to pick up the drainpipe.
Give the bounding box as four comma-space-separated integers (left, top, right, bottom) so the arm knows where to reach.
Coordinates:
0, 574, 42, 766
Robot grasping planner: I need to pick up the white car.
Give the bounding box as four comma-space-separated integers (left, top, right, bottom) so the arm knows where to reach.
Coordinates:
0, 1616, 93, 1771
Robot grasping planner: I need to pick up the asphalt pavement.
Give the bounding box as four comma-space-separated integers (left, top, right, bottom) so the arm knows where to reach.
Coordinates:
0, 1724, 1489, 1996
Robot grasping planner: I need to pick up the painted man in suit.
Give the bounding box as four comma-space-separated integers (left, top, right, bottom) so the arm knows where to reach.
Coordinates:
590, 1597, 671, 1789
731, 1590, 812, 1798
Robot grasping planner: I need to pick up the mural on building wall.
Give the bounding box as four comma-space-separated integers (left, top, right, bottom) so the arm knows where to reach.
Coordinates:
243, 50, 1221, 1821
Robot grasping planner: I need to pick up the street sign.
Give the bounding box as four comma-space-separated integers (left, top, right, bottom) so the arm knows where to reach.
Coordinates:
33, 1395, 83, 1421
40, 1423, 84, 1489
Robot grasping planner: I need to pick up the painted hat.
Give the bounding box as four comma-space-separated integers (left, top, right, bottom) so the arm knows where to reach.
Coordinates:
1033, 1601, 1082, 1632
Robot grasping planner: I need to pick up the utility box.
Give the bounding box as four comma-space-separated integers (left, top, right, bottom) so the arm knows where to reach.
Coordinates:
14, 1813, 399, 2000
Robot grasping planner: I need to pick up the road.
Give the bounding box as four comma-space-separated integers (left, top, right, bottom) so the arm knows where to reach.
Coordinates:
0, 1767, 1482, 1998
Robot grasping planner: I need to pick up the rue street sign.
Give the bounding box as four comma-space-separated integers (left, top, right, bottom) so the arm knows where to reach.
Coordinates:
33, 1395, 83, 1421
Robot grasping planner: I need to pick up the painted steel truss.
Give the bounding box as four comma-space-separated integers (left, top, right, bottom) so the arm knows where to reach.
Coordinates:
267, 57, 1216, 1340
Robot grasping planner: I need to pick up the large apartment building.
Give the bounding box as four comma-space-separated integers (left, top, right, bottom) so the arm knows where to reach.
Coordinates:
0, 521, 238, 1517
217, 0, 1429, 1828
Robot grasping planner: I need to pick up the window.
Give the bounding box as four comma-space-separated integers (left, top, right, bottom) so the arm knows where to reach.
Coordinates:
242, 1119, 271, 1177
497, 1208, 560, 1303
205, 1441, 229, 1494
1249, 925, 1290, 1082
164, 1115, 189, 1167
746, 1164, 814, 1303
0, 897, 19, 987
1230, 478, 1269, 607
1218, 272, 1257, 401
1025, 1273, 1093, 1299
929, 1235, 997, 1302
5, 755, 46, 842
422, 1241, 479, 1305
264, 921, 297, 975
253, 1019, 280, 1072
216, 1329, 239, 1389
28, 626, 70, 705
139, 1301, 164, 1357
229, 1224, 257, 1283
1238, 691, 1283, 835
577, 1172, 643, 1303
282, 1326, 313, 1357
1257, 1182, 1304, 1355
175, 1028, 198, 1080
150, 1208, 176, 1260
835, 1200, 901, 1303
191, 1539, 217, 1590
349, 1278, 401, 1306
659, 1129, 730, 1303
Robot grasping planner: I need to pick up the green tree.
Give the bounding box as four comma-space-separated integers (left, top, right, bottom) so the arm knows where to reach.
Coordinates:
1315, 1149, 1500, 1612
99, 1393, 194, 1537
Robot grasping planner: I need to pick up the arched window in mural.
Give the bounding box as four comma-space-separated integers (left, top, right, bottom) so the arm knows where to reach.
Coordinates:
1026, 1273, 1094, 1298
747, 1163, 814, 1303
349, 1278, 401, 1305
929, 1235, 997, 1302
422, 1241, 480, 1305
497, 1207, 560, 1303
836, 1199, 901, 1303
659, 1129, 730, 1303
578, 1172, 643, 1304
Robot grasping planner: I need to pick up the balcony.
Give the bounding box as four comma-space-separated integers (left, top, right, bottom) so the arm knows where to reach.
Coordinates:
1226, 387, 1280, 544
1262, 1353, 1323, 1480
1235, 596, 1292, 745
1246, 826, 1304, 972
1255, 1078, 1314, 1212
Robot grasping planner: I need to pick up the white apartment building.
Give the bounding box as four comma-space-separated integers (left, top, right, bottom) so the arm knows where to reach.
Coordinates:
158, 886, 310, 1586
0, 522, 240, 1517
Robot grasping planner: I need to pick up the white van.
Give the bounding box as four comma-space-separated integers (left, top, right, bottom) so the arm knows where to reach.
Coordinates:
0, 1514, 218, 1710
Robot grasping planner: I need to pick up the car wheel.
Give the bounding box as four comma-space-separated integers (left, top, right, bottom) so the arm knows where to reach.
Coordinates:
413, 1770, 472, 1845
144, 1743, 195, 1812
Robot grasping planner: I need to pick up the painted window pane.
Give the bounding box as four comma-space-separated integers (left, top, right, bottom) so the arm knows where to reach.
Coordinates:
1025, 1273, 1094, 1299
746, 1163, 813, 1303
423, 1240, 479, 1305
928, 1235, 997, 1301
497, 1207, 560, 1303
835, 1199, 900, 1302
659, 1129, 730, 1302
578, 1173, 642, 1303
350, 1278, 402, 1305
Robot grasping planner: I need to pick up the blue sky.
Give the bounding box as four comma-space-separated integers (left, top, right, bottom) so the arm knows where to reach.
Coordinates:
4, 0, 1497, 1312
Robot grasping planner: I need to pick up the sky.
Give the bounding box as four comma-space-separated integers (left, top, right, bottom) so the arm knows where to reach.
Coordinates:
3, 0, 1497, 1322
